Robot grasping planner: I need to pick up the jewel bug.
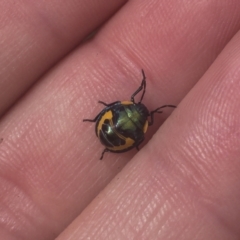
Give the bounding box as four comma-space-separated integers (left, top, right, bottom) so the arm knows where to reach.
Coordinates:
83, 70, 176, 159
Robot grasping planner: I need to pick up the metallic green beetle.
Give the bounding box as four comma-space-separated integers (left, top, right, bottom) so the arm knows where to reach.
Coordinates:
83, 70, 176, 160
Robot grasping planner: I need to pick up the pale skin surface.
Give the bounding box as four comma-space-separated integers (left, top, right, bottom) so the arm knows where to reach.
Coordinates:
1, 0, 240, 239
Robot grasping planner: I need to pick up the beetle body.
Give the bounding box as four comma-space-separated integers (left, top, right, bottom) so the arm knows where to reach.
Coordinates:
83, 70, 176, 160
95, 101, 149, 154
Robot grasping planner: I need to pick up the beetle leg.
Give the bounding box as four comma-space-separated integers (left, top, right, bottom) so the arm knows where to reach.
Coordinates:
149, 105, 176, 126
98, 101, 119, 106
100, 148, 109, 160
98, 101, 108, 106
131, 69, 146, 104
83, 112, 102, 122
83, 101, 120, 122
135, 138, 144, 151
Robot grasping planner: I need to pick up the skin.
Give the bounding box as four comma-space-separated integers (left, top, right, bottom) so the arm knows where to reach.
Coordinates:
0, 0, 240, 239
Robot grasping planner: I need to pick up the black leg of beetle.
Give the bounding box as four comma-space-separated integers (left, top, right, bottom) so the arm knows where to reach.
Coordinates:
98, 101, 119, 106
100, 148, 109, 160
149, 105, 176, 126
83, 101, 120, 122
98, 101, 108, 106
136, 138, 144, 151
83, 112, 102, 122
131, 69, 146, 104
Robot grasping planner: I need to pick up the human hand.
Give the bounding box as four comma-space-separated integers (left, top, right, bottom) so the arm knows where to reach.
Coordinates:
1, 1, 240, 239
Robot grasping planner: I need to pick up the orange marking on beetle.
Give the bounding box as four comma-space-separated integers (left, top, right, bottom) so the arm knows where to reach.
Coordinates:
143, 120, 148, 133
107, 137, 135, 151
97, 110, 113, 137
121, 101, 133, 105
